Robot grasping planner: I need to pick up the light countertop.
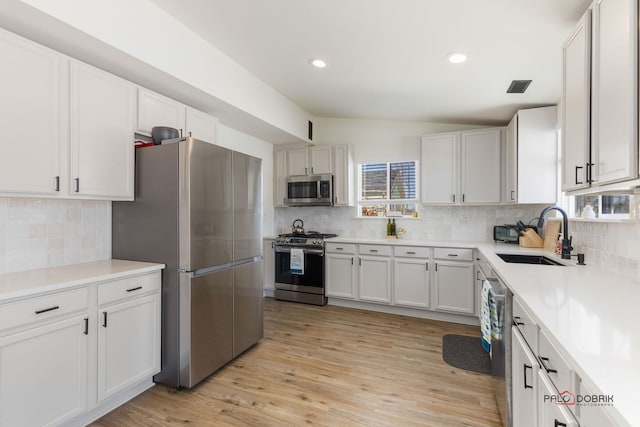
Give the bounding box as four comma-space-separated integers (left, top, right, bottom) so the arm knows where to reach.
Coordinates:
0, 259, 165, 304
315, 237, 637, 426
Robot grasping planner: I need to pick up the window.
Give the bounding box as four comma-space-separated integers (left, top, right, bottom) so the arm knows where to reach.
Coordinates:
358, 161, 418, 217
568, 194, 632, 219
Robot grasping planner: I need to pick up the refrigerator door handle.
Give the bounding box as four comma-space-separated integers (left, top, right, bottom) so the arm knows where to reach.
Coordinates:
230, 256, 263, 268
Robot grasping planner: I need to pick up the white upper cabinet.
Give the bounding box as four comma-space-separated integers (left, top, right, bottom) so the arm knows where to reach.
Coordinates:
563, 0, 639, 191
286, 146, 333, 176
422, 128, 501, 205
0, 28, 63, 196
287, 148, 309, 176
460, 128, 502, 204
562, 8, 592, 192
310, 146, 333, 174
506, 107, 558, 204
273, 150, 288, 207
421, 133, 459, 204
70, 61, 136, 200
185, 107, 218, 143
333, 144, 354, 206
591, 0, 638, 185
137, 88, 185, 137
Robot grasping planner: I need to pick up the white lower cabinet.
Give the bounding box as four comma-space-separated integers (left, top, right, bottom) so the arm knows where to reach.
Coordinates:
0, 268, 162, 427
393, 257, 430, 308
326, 253, 357, 299
358, 254, 391, 303
537, 370, 578, 427
433, 260, 474, 314
512, 328, 539, 427
0, 315, 89, 427
97, 293, 160, 402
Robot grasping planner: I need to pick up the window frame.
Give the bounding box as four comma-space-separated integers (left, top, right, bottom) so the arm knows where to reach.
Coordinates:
357, 160, 419, 218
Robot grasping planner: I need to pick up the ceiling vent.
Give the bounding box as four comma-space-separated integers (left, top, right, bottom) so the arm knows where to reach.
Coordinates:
506, 80, 532, 94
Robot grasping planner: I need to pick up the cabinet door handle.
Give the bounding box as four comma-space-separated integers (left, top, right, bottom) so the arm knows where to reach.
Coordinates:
271, 241, 274, 249
359, 258, 362, 266
74, 178, 80, 193
523, 364, 533, 389
435, 263, 438, 272
311, 167, 314, 174
126, 286, 142, 293
351, 257, 354, 265
476, 270, 481, 281
452, 194, 455, 203
539, 356, 557, 374
462, 194, 465, 202
513, 316, 524, 326
510, 190, 515, 201
305, 167, 308, 175
83, 318, 89, 335
54, 176, 60, 192
587, 162, 594, 184
554, 420, 567, 427
425, 263, 429, 271
103, 312, 108, 328
575, 165, 583, 185
35, 305, 60, 315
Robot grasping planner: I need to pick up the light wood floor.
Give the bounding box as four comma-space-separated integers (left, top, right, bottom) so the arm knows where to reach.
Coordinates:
92, 298, 501, 426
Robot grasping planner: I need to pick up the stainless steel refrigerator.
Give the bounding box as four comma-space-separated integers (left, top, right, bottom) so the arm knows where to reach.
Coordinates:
112, 137, 263, 389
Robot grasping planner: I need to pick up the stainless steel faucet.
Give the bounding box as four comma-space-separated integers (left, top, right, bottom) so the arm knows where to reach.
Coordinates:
536, 205, 573, 259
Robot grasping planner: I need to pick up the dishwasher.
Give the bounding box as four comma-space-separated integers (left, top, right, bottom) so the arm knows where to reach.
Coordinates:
477, 253, 512, 427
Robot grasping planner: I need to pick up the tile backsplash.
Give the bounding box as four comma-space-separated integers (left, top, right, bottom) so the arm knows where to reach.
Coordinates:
570, 219, 640, 278
0, 198, 111, 274
275, 205, 548, 242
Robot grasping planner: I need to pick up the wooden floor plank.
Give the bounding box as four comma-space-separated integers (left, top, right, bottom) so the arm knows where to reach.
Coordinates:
92, 298, 502, 426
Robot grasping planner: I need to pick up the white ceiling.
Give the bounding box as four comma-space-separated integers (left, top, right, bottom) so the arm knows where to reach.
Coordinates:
150, 0, 591, 126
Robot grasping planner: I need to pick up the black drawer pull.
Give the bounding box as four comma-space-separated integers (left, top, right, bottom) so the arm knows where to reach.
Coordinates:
523, 364, 533, 389
35, 305, 59, 315
126, 286, 143, 292
369, 249, 378, 253
336, 247, 344, 250
447, 254, 459, 257
406, 251, 416, 255
554, 420, 567, 427
103, 312, 108, 328
83, 318, 89, 335
513, 316, 525, 326
539, 356, 557, 374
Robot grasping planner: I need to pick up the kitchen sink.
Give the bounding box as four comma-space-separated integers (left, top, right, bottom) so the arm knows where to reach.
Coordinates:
496, 253, 565, 266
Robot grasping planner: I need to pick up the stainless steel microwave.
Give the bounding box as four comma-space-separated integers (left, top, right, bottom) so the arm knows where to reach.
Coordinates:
285, 174, 334, 206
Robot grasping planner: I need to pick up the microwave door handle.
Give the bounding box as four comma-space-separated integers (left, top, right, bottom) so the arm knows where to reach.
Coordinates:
317, 180, 322, 199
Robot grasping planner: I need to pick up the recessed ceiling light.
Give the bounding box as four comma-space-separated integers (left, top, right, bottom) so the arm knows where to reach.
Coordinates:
310, 58, 327, 68
447, 52, 467, 64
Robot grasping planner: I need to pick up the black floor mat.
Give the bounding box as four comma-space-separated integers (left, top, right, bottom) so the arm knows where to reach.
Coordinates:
442, 334, 491, 374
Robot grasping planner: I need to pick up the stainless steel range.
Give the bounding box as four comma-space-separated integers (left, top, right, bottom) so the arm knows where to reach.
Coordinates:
274, 232, 337, 306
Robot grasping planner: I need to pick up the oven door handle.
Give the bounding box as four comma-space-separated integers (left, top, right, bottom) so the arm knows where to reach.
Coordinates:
275, 246, 324, 256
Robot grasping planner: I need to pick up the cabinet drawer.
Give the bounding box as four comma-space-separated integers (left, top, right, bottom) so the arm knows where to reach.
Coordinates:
359, 244, 391, 256
326, 243, 356, 254
98, 271, 161, 306
0, 287, 89, 333
433, 247, 473, 261
538, 329, 573, 395
394, 246, 430, 258
513, 296, 539, 353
